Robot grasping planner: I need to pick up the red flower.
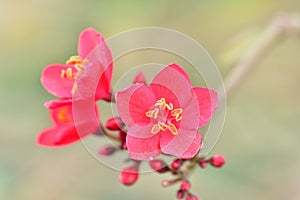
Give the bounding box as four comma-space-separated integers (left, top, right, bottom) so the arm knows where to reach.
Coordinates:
116, 64, 218, 160
37, 103, 99, 147
41, 28, 113, 108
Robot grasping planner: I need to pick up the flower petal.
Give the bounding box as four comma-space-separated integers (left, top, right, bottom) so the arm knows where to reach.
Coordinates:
44, 98, 72, 109
76, 34, 113, 100
150, 64, 192, 108
127, 123, 155, 138
126, 134, 161, 160
116, 84, 156, 126
41, 64, 74, 98
37, 124, 80, 147
179, 92, 200, 130
160, 129, 200, 158
78, 28, 104, 59
133, 72, 147, 84
180, 131, 202, 159
168, 63, 191, 83
193, 87, 218, 127
72, 99, 100, 138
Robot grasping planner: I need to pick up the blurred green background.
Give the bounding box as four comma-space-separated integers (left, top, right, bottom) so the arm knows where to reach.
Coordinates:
1, 0, 300, 199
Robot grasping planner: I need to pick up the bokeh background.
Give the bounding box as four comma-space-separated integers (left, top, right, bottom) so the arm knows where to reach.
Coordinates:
1, 0, 300, 200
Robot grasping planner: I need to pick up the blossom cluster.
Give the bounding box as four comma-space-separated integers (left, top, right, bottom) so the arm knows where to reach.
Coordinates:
38, 28, 225, 199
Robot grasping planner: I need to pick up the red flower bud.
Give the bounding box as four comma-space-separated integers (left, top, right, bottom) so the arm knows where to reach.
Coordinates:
180, 180, 191, 191
210, 154, 226, 168
150, 159, 170, 173
98, 145, 117, 156
177, 189, 185, 199
119, 166, 139, 186
186, 194, 199, 200
198, 160, 207, 168
105, 117, 123, 131
171, 159, 184, 171
133, 72, 147, 84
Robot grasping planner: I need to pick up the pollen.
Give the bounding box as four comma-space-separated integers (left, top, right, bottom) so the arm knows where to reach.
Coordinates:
146, 98, 183, 136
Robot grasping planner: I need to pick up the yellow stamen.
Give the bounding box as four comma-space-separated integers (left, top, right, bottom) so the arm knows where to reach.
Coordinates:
155, 98, 167, 110
168, 123, 178, 135
171, 108, 183, 121
71, 83, 78, 95
61, 70, 66, 78
146, 98, 183, 136
158, 122, 168, 131
66, 56, 82, 65
66, 67, 74, 79
145, 108, 159, 119
74, 64, 84, 72
151, 124, 160, 134
166, 103, 173, 110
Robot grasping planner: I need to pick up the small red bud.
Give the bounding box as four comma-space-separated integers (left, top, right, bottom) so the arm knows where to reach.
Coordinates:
198, 160, 208, 168
150, 159, 170, 173
171, 159, 184, 171
133, 72, 147, 84
186, 194, 199, 200
105, 117, 123, 131
210, 154, 226, 168
119, 166, 139, 186
98, 145, 117, 156
177, 189, 185, 199
180, 180, 191, 191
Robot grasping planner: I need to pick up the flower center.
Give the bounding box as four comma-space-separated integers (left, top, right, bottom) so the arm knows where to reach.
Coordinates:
145, 98, 183, 135
60, 55, 89, 94
57, 107, 73, 123
60, 56, 85, 80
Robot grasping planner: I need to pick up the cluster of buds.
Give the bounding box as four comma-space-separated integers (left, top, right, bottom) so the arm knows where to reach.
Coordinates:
149, 155, 225, 199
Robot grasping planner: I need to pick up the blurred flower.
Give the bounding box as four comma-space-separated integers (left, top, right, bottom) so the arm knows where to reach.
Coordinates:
37, 103, 99, 147
41, 28, 113, 108
116, 64, 218, 160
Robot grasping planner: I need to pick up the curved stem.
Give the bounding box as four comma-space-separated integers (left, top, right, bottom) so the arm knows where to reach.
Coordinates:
221, 13, 300, 100
97, 125, 121, 141
187, 12, 300, 177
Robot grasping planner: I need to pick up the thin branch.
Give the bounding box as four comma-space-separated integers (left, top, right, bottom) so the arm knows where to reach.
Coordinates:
222, 13, 300, 99
184, 13, 300, 179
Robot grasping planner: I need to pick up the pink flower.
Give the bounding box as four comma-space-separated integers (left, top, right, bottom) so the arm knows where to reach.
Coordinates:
41, 28, 113, 108
116, 64, 218, 160
37, 103, 99, 147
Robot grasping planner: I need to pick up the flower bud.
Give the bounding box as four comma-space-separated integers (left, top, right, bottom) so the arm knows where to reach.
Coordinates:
98, 145, 117, 156
150, 159, 170, 173
210, 154, 226, 168
105, 117, 123, 131
177, 189, 185, 199
133, 72, 147, 84
186, 194, 199, 200
198, 160, 208, 168
119, 166, 139, 186
180, 180, 191, 191
171, 159, 184, 171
